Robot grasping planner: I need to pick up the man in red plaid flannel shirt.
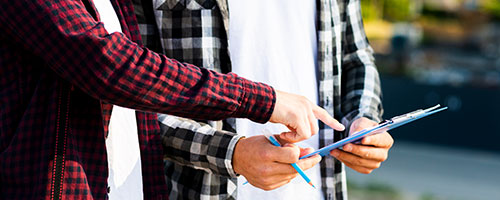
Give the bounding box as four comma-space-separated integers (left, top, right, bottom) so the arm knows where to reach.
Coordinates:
0, 0, 344, 199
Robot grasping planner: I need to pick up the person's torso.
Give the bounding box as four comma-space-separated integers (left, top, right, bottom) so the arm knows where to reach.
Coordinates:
227, 0, 323, 199
140, 0, 351, 199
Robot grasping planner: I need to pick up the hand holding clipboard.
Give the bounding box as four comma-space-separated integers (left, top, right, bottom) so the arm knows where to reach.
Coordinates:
300, 105, 447, 159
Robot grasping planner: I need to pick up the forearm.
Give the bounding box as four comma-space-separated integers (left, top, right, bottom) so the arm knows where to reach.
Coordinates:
0, 0, 275, 123
158, 114, 241, 178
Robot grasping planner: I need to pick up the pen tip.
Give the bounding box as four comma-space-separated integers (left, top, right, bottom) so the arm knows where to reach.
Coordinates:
309, 182, 316, 189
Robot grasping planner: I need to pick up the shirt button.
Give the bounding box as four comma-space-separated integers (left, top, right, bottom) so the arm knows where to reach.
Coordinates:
107, 186, 110, 193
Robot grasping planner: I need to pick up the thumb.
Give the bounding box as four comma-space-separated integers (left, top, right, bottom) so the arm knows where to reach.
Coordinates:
276, 132, 296, 144
279, 123, 311, 143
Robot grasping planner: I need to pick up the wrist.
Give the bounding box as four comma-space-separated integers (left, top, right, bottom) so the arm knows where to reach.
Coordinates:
232, 136, 246, 175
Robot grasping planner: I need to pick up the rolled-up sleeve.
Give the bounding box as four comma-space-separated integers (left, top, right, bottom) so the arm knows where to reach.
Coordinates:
158, 114, 241, 178
0, 0, 275, 123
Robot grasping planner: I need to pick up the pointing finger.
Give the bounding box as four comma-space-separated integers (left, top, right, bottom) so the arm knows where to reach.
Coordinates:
313, 106, 345, 131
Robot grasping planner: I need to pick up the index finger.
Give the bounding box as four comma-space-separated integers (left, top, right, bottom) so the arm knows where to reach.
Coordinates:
295, 154, 322, 171
313, 106, 345, 131
267, 143, 301, 164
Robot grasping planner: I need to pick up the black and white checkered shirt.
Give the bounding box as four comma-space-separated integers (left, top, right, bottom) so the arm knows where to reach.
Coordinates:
133, 0, 383, 199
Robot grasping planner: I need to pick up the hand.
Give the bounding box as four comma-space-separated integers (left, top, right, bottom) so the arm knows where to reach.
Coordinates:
330, 117, 394, 174
269, 90, 345, 143
232, 135, 321, 190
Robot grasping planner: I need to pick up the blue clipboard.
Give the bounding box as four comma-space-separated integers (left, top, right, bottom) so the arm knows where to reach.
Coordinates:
300, 104, 447, 159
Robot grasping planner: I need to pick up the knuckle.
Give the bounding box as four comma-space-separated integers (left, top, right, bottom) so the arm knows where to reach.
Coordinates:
364, 152, 371, 158
295, 134, 306, 141
389, 137, 395, 147
357, 149, 368, 158
353, 158, 364, 166
380, 152, 388, 161
291, 149, 300, 162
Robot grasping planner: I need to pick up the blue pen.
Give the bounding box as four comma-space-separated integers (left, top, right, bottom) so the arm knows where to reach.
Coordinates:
243, 130, 316, 189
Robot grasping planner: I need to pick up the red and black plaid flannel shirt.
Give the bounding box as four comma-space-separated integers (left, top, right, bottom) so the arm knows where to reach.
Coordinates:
0, 0, 275, 199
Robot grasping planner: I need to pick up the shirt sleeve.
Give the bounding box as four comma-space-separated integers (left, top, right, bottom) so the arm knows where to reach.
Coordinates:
340, 0, 383, 127
0, 0, 275, 123
158, 114, 241, 178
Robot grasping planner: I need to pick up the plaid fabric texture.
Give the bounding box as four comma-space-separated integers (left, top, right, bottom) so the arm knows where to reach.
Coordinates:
158, 114, 242, 199
135, 0, 383, 199
0, 0, 277, 199
157, 0, 231, 72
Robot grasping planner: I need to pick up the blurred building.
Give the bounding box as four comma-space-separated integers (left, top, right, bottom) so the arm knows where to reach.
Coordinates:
349, 2, 500, 200
360, 0, 500, 151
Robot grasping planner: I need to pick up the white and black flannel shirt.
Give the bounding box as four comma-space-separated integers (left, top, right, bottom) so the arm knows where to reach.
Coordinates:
133, 0, 383, 199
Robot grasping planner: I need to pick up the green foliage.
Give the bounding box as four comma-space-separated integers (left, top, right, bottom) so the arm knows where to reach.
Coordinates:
360, 0, 413, 22
383, 0, 412, 21
361, 0, 382, 21
482, 0, 500, 20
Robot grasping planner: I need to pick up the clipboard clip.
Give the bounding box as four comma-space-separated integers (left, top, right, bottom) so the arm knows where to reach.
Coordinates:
391, 104, 442, 124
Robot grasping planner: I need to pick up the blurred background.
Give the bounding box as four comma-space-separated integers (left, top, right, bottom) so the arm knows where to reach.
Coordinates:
346, 0, 500, 199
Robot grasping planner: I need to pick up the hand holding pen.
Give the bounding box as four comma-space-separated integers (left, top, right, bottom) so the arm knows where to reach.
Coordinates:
233, 133, 321, 190
238, 129, 321, 189
262, 129, 317, 188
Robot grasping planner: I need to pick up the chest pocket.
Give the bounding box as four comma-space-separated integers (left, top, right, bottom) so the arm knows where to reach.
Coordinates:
161, 0, 217, 10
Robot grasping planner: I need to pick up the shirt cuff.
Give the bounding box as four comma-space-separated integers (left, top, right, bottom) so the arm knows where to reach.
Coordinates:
232, 76, 276, 123
209, 129, 244, 178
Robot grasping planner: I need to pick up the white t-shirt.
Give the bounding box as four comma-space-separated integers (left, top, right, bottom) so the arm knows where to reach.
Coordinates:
228, 0, 323, 199
93, 1, 144, 199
